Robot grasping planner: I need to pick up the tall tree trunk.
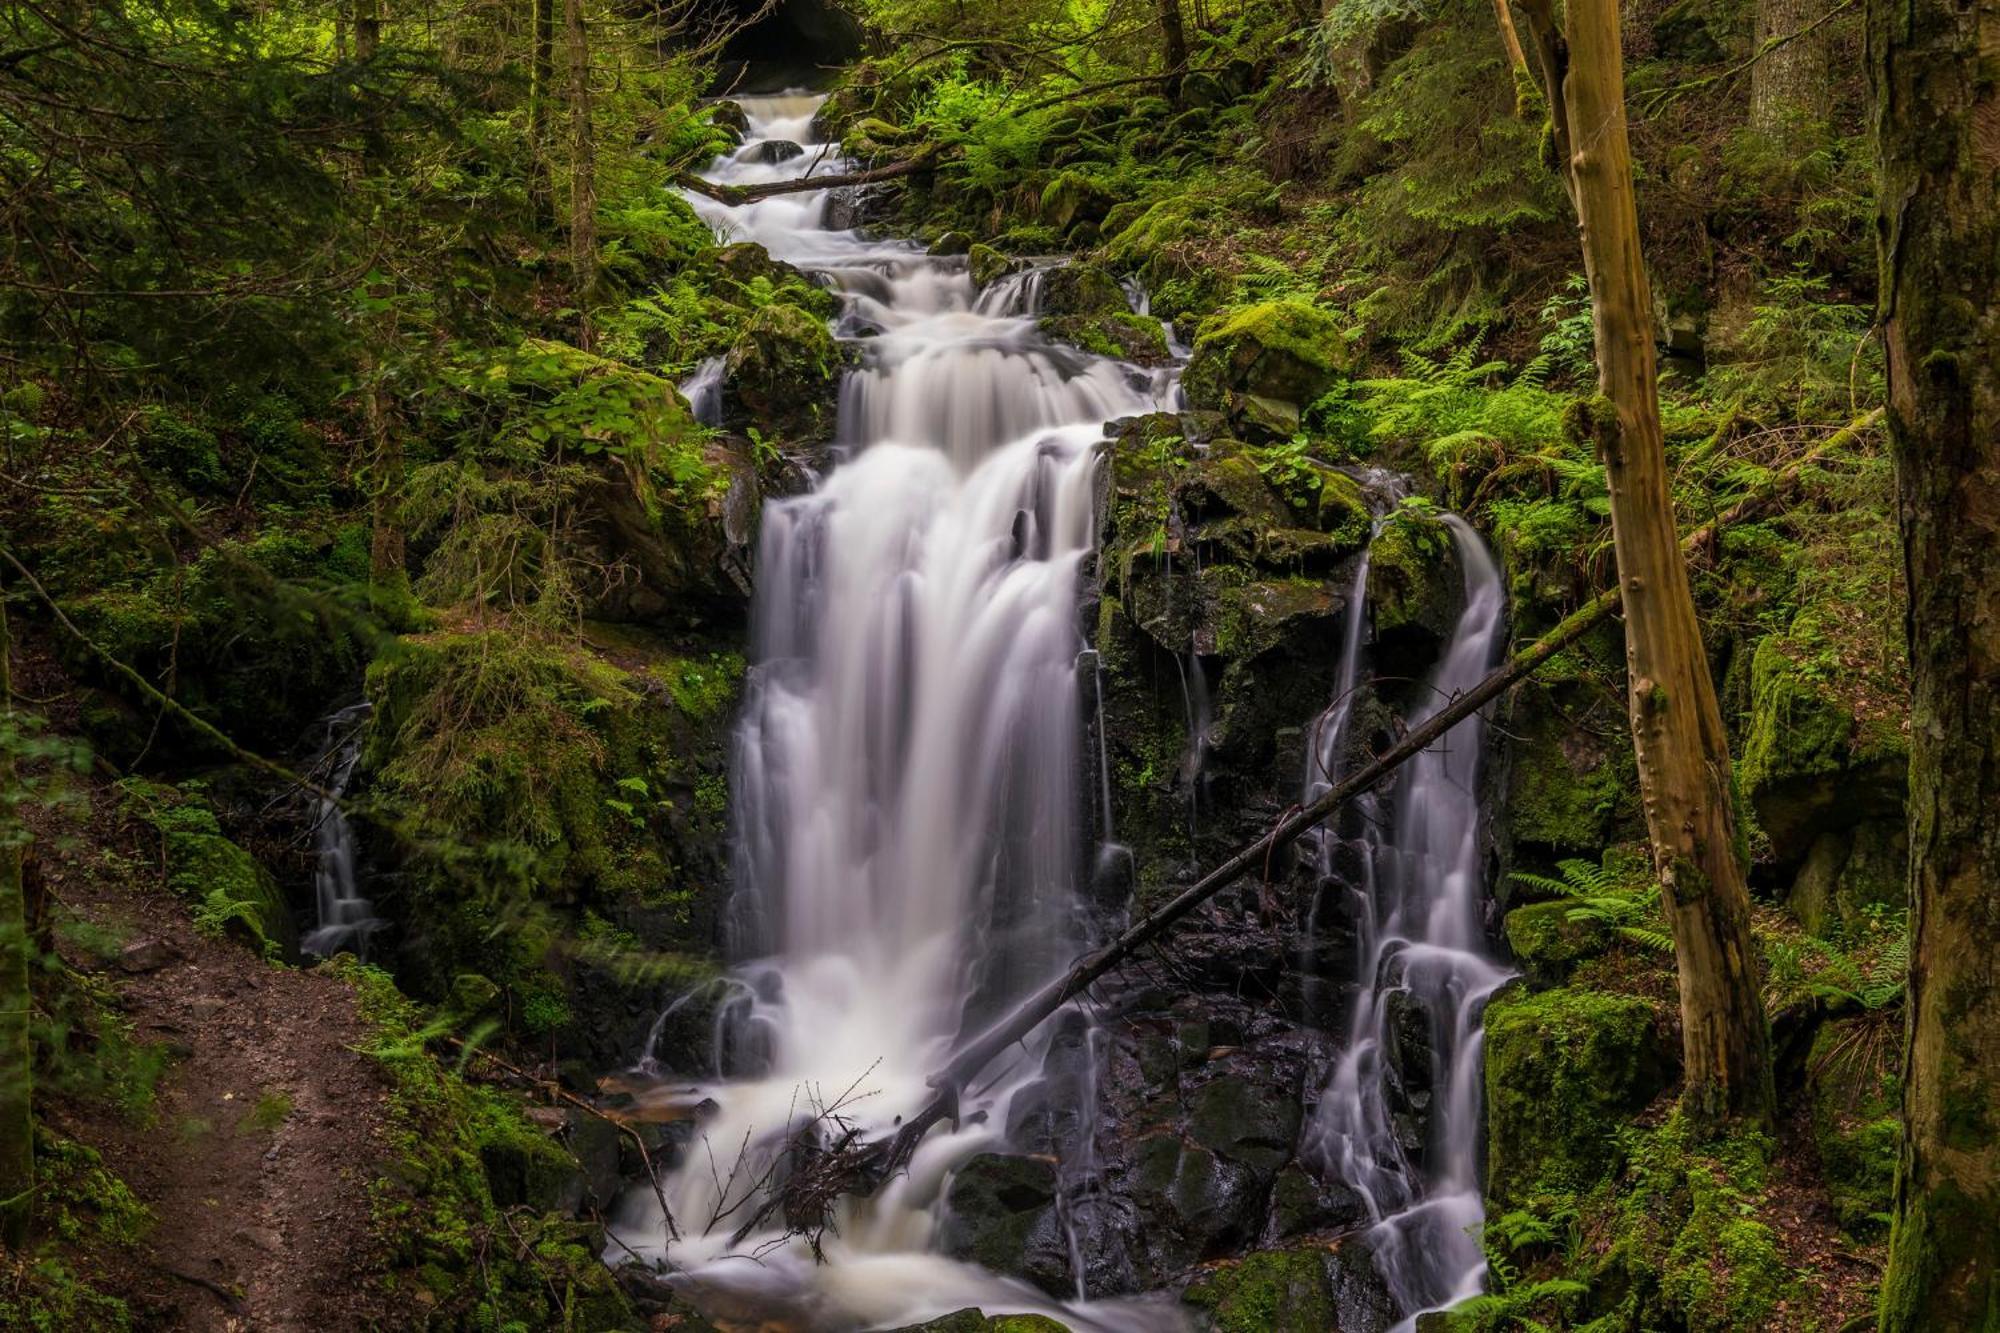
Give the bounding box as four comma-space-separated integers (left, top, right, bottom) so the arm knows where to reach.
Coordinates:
565, 0, 596, 351
1869, 0, 2000, 1322
1157, 0, 1188, 104
1492, 0, 1529, 78
1748, 0, 1831, 146
0, 584, 31, 1248
353, 0, 380, 59
528, 0, 555, 228
1521, 0, 1774, 1130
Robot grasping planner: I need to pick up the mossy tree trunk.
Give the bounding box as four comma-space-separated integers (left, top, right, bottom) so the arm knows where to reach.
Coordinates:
1521, 0, 1774, 1129
1869, 0, 2000, 1321
565, 0, 597, 351
0, 586, 30, 1247
1748, 0, 1831, 147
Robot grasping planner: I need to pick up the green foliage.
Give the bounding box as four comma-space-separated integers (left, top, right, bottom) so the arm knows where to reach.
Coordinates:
1703, 270, 1882, 417
1510, 858, 1673, 955
0, 1134, 150, 1332
119, 780, 291, 958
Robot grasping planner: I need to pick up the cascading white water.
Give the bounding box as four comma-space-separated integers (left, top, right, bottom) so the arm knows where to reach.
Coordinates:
1304, 516, 1512, 1330
609, 94, 1180, 1330
301, 702, 383, 959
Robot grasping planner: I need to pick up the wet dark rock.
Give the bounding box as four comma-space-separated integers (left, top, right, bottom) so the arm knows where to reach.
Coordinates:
1189, 1069, 1304, 1175
1326, 1232, 1404, 1333
938, 1153, 1074, 1297
1265, 1164, 1369, 1239
746, 138, 805, 164
725, 303, 844, 442
706, 98, 749, 139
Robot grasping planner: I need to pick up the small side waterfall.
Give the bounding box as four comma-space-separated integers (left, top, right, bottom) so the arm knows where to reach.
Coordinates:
610, 93, 1179, 1330
301, 702, 383, 960
1305, 516, 1512, 1328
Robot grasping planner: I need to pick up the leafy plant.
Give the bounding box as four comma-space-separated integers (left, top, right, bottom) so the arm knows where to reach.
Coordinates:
1511, 858, 1675, 953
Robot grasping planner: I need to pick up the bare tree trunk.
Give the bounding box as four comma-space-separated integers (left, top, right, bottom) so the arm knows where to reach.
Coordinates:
1748, 0, 1831, 146
1869, 0, 2000, 1321
0, 583, 31, 1248
353, 0, 380, 59
1521, 0, 1774, 1130
565, 0, 597, 351
1492, 0, 1529, 78
528, 0, 555, 227
1157, 0, 1188, 104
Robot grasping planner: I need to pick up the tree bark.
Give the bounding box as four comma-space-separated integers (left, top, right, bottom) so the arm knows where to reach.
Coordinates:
0, 582, 31, 1247
528, 0, 555, 227
352, 0, 380, 60
1521, 0, 1774, 1130
1748, 0, 1831, 146
1869, 0, 2000, 1321
564, 0, 596, 351
1157, 0, 1188, 104
1492, 0, 1530, 79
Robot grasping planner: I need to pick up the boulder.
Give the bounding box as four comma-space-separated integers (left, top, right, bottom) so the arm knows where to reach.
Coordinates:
705, 99, 749, 139
1036, 313, 1171, 365
1182, 301, 1357, 441
968, 243, 1018, 289
1037, 263, 1127, 317
1787, 818, 1905, 938
1483, 983, 1674, 1208
1040, 171, 1117, 234
1180, 1247, 1337, 1333
725, 303, 842, 441
1504, 900, 1613, 986
744, 138, 804, 164
928, 230, 974, 256
937, 1154, 1073, 1297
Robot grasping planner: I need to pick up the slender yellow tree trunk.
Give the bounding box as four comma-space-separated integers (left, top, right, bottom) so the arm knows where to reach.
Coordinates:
527, 0, 556, 228
1869, 0, 2000, 1322
1521, 0, 1774, 1129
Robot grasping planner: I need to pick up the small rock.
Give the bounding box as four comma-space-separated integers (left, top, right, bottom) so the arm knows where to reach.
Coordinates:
525, 1106, 568, 1134
118, 937, 173, 973
746, 139, 805, 165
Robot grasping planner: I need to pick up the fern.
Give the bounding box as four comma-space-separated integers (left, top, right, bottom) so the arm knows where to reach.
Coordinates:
1511, 858, 1674, 953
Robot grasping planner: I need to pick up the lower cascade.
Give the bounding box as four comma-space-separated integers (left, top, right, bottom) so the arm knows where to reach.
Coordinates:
1304, 517, 1512, 1328
612, 92, 1513, 1332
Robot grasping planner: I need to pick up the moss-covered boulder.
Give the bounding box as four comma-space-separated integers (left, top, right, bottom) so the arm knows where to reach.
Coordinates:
1736, 632, 1907, 865
1484, 983, 1674, 1207
1040, 171, 1117, 234
579, 436, 760, 623
928, 230, 974, 256
1365, 506, 1463, 649
1805, 1018, 1899, 1238
937, 1154, 1071, 1296
886, 1313, 1072, 1333
1787, 817, 1906, 938
361, 627, 737, 1065
1504, 901, 1613, 986
127, 782, 297, 958
1182, 302, 1357, 441
725, 302, 843, 441
1038, 262, 1127, 317
1504, 699, 1635, 855
1037, 312, 1170, 365
1180, 1247, 1336, 1332
968, 243, 1018, 289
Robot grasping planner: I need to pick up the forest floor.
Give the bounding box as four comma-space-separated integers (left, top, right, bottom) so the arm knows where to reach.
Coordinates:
30, 688, 396, 1331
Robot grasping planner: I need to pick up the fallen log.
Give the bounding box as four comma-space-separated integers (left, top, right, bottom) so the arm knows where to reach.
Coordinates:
675, 150, 940, 206
876, 409, 1880, 1170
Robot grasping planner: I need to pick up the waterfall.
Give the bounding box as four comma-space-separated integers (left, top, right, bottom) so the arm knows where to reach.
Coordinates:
609, 93, 1179, 1330
300, 702, 383, 960
1304, 516, 1512, 1329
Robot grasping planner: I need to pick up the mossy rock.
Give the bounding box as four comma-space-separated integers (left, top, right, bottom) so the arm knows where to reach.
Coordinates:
1040, 171, 1117, 234
130, 786, 297, 958
887, 1314, 1072, 1333
1786, 818, 1907, 938
937, 1154, 1071, 1297
1187, 1071, 1303, 1176
1805, 1018, 1899, 1238
968, 243, 1018, 289
1037, 312, 1170, 365
928, 230, 974, 256
1183, 302, 1356, 441
844, 116, 913, 155
1180, 1248, 1336, 1333
1483, 983, 1673, 1208
726, 301, 842, 441
1038, 262, 1127, 316
1504, 700, 1635, 855
1504, 900, 1613, 986
705, 98, 748, 139
1365, 507, 1463, 664
1736, 632, 1907, 865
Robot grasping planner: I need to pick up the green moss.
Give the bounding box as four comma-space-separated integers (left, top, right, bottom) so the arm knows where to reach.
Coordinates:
1483, 983, 1672, 1208
1806, 1018, 1900, 1238
122, 780, 294, 958
0, 1135, 150, 1332
1505, 900, 1614, 985
1036, 312, 1170, 364
1365, 506, 1459, 639
726, 302, 842, 438
334, 960, 634, 1331
1183, 300, 1357, 438
1180, 1248, 1335, 1333
652, 650, 745, 722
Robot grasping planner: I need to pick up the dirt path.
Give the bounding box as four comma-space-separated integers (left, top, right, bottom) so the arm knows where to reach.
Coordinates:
45, 789, 397, 1331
